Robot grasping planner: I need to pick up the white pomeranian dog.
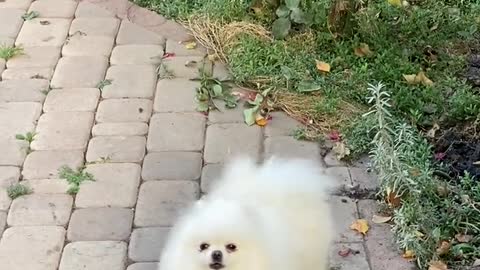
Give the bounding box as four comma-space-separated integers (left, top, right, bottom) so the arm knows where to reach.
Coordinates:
158, 156, 334, 270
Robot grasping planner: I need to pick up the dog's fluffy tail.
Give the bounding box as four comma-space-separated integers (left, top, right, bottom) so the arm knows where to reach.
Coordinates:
209, 156, 333, 202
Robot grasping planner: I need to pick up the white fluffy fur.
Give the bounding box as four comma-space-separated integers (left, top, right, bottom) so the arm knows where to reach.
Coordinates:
158, 156, 334, 270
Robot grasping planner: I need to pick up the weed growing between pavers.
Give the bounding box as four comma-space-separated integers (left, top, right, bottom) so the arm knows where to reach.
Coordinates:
0, 45, 23, 60
15, 131, 36, 154
7, 184, 32, 199
58, 166, 95, 195
96, 79, 112, 91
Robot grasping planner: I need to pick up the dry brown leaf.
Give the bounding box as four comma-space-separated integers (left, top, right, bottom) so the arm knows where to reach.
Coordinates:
426, 123, 440, 138
402, 249, 415, 260
316, 60, 331, 73
455, 234, 473, 243
386, 187, 401, 207
372, 214, 392, 224
429, 260, 448, 270
354, 43, 373, 57
350, 219, 369, 235
436, 241, 451, 255
332, 141, 350, 160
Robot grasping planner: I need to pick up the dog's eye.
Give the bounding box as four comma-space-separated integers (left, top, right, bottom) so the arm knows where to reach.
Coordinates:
226, 244, 237, 252
199, 243, 210, 251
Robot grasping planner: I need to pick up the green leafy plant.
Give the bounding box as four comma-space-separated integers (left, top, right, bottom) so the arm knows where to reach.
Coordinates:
7, 184, 32, 199
194, 70, 238, 112
243, 87, 273, 125
22, 11, 39, 20
15, 132, 36, 144
96, 79, 112, 91
0, 45, 23, 60
272, 0, 311, 39
58, 166, 95, 195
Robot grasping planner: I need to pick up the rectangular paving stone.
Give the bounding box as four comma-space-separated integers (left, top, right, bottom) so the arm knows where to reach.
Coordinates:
6, 46, 61, 68
160, 56, 212, 79
96, 99, 153, 122
92, 122, 149, 136
0, 9, 23, 38
16, 18, 71, 47
358, 200, 414, 270
326, 167, 353, 192
0, 0, 32, 9
31, 112, 94, 151
135, 181, 199, 227
329, 242, 370, 270
68, 208, 133, 241
0, 37, 14, 46
147, 113, 206, 152
0, 79, 49, 102
129, 227, 169, 262
0, 59, 4, 74
0, 101, 42, 141
2, 67, 54, 80
127, 263, 162, 270
69, 17, 120, 37
51, 56, 108, 88
110, 44, 164, 65
22, 179, 69, 194
117, 20, 165, 45
0, 139, 28, 166
22, 150, 84, 179
329, 196, 363, 243
63, 35, 114, 57
142, 152, 202, 181
28, 0, 77, 18
204, 124, 261, 164
86, 136, 146, 163
43, 88, 100, 112
200, 163, 223, 193
165, 39, 207, 57
102, 65, 157, 98
0, 226, 65, 270
75, 1, 115, 17
264, 111, 303, 137
154, 78, 198, 112
264, 136, 321, 160
7, 194, 73, 226
76, 163, 141, 208
350, 167, 379, 191
59, 241, 127, 270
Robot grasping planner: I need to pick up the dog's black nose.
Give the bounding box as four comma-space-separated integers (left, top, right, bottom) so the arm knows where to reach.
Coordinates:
211, 250, 223, 262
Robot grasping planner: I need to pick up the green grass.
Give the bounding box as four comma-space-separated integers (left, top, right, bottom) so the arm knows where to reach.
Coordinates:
58, 166, 95, 195
0, 45, 23, 60
7, 184, 32, 199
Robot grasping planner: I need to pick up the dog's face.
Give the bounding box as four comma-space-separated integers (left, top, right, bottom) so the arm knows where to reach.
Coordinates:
174, 199, 267, 270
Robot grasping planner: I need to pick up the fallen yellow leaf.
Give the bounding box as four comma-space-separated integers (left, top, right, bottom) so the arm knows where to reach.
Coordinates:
403, 74, 416, 84
415, 71, 434, 86
414, 230, 425, 238
436, 241, 451, 255
426, 123, 440, 138
354, 43, 373, 57
255, 115, 268, 127
388, 0, 402, 7
316, 60, 331, 73
402, 249, 415, 260
184, 41, 197, 50
429, 260, 448, 270
350, 219, 369, 235
372, 214, 392, 224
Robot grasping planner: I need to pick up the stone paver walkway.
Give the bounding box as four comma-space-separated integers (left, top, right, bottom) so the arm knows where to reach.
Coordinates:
0, 0, 414, 269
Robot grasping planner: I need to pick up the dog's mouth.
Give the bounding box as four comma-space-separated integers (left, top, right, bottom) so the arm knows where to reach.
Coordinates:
209, 263, 225, 270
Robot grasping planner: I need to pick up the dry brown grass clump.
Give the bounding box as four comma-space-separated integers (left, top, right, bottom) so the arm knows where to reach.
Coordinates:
182, 14, 272, 63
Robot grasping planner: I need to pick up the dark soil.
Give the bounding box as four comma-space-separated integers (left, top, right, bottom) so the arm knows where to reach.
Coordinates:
466, 54, 480, 87
433, 128, 480, 180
